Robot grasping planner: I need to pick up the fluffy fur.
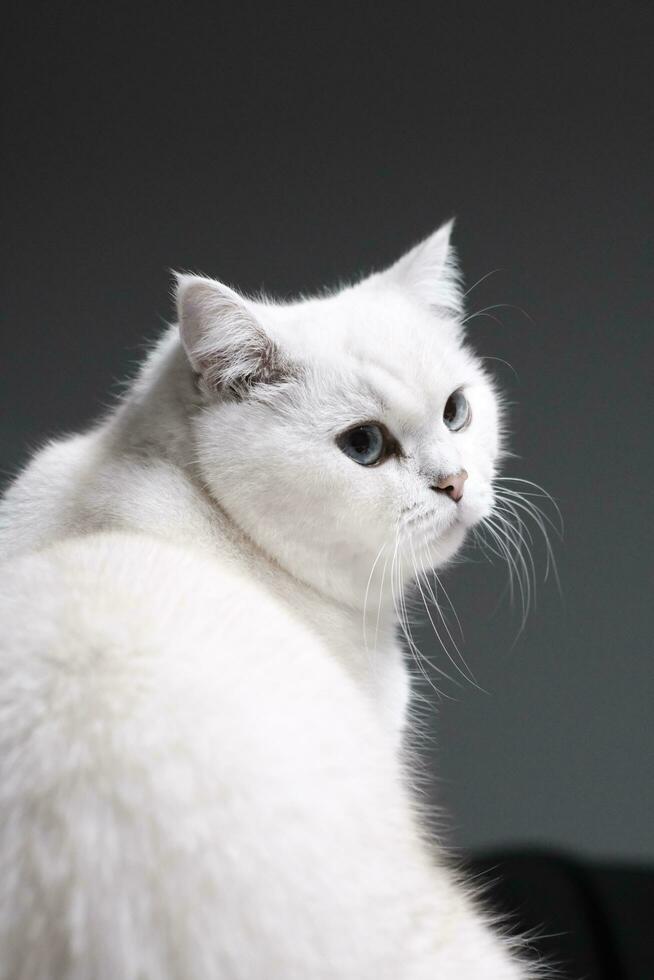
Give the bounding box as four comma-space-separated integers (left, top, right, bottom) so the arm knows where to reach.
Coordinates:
0, 223, 534, 978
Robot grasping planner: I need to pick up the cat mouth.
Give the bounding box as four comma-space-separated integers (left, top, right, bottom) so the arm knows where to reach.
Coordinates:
400, 505, 461, 541
401, 503, 459, 527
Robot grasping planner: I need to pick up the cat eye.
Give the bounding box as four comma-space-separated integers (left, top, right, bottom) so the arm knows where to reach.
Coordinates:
443, 390, 470, 432
337, 423, 391, 466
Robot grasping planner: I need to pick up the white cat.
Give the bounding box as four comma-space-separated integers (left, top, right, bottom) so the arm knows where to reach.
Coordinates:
0, 223, 536, 978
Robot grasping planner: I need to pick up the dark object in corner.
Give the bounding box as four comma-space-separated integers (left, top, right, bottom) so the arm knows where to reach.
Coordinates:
467, 852, 654, 980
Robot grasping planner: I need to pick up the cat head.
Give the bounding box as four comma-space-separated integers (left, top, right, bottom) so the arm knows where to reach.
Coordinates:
175, 222, 502, 610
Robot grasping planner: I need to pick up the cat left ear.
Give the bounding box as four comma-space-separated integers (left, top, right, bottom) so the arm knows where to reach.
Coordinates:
374, 220, 462, 316
175, 274, 289, 394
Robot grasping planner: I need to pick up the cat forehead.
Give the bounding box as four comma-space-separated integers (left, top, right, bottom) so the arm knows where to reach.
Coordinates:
260, 285, 476, 400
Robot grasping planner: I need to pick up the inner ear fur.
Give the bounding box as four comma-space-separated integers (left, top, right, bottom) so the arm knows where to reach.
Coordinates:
175, 273, 295, 397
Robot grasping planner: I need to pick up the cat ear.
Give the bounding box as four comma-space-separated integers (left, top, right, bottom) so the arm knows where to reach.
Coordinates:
175, 274, 289, 393
375, 220, 462, 315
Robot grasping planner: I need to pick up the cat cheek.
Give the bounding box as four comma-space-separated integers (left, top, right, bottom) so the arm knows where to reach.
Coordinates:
461, 487, 494, 525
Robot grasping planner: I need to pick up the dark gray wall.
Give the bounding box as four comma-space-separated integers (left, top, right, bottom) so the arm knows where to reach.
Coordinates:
3, 2, 652, 861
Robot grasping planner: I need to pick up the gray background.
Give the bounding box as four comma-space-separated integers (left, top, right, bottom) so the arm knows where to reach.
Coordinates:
2, 2, 652, 861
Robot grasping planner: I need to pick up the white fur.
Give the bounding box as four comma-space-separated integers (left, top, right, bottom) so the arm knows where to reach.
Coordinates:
0, 224, 533, 978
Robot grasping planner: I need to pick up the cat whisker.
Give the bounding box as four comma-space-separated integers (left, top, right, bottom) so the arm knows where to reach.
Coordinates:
476, 515, 531, 633
461, 302, 535, 328
495, 497, 552, 589
478, 355, 519, 382
408, 538, 480, 690
363, 538, 391, 656
494, 483, 562, 593
462, 268, 503, 299
472, 474, 561, 638
433, 572, 465, 645
420, 558, 483, 691
493, 504, 538, 587
390, 530, 452, 700
494, 477, 564, 535
461, 311, 506, 330
398, 539, 458, 697
390, 532, 424, 685
374, 548, 392, 654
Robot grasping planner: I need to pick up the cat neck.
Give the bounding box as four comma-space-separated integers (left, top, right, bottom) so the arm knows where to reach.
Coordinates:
104, 329, 402, 647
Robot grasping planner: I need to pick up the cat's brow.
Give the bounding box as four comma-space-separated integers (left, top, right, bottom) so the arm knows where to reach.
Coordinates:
363, 363, 424, 425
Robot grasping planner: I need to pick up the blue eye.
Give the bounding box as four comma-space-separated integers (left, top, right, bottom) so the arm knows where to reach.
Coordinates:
443, 390, 470, 432
337, 424, 387, 466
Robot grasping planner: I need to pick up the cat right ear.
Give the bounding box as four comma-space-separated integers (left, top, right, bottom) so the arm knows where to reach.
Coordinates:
372, 220, 463, 317
175, 274, 288, 394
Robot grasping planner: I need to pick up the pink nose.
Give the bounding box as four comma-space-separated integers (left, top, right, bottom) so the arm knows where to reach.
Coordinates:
433, 470, 468, 503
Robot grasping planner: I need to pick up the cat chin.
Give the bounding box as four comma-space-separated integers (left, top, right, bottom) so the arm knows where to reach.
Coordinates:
458, 492, 494, 528
416, 522, 468, 571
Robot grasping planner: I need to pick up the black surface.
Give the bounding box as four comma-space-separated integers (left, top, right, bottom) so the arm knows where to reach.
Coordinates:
469, 852, 654, 979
